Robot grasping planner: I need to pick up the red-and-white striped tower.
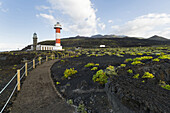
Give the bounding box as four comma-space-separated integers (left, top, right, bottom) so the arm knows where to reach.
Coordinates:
54, 22, 62, 47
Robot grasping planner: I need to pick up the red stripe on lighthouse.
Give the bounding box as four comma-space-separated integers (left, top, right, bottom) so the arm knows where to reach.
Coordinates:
56, 28, 60, 33
56, 39, 60, 43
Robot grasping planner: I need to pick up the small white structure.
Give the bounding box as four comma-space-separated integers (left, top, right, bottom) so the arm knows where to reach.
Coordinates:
100, 45, 106, 48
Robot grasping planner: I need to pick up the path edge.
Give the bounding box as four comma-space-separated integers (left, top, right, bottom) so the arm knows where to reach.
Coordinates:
48, 59, 77, 112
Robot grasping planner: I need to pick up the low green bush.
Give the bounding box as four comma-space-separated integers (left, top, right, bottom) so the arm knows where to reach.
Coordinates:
56, 81, 60, 85
105, 65, 117, 76
124, 58, 133, 63
93, 69, 108, 85
120, 64, 126, 67
127, 69, 133, 74
131, 61, 144, 65
152, 58, 160, 62
84, 63, 95, 67
91, 67, 98, 71
159, 80, 170, 90
161, 84, 170, 90
64, 68, 78, 79
142, 72, 154, 78
67, 99, 73, 105
133, 74, 139, 79
77, 103, 87, 113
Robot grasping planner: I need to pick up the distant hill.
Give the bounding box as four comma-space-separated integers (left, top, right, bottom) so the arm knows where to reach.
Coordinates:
148, 35, 168, 41
91, 34, 127, 38
22, 35, 170, 50
91, 34, 103, 38
39, 36, 170, 48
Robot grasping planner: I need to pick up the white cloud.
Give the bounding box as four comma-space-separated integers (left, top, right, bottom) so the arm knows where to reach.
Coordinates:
111, 13, 170, 38
0, 1, 8, 12
98, 23, 106, 30
36, 13, 56, 25
108, 20, 113, 23
36, 5, 50, 11
39, 0, 98, 36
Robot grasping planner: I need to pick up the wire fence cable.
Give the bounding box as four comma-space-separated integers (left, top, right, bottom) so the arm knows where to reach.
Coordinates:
0, 73, 17, 94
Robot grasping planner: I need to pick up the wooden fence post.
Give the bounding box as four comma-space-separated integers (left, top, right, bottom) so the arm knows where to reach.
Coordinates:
51, 54, 55, 60
25, 62, 27, 76
17, 69, 20, 91
46, 56, 48, 61
33, 59, 35, 69
39, 57, 41, 65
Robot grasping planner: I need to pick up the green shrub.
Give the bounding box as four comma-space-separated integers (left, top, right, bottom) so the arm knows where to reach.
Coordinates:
127, 69, 133, 74
60, 60, 65, 62
137, 53, 143, 55
142, 72, 154, 78
159, 80, 170, 90
64, 68, 78, 79
91, 67, 98, 71
67, 99, 73, 105
77, 103, 87, 113
130, 52, 136, 56
131, 61, 144, 65
124, 58, 132, 63
120, 64, 126, 67
95, 63, 99, 66
56, 81, 60, 85
152, 58, 160, 62
116, 54, 124, 57
161, 84, 170, 90
105, 65, 117, 76
159, 55, 170, 59
106, 65, 114, 70
133, 56, 153, 61
133, 74, 139, 79
93, 69, 108, 84
84, 63, 95, 67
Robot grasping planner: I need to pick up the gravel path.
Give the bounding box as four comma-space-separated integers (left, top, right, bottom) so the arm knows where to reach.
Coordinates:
10, 59, 75, 113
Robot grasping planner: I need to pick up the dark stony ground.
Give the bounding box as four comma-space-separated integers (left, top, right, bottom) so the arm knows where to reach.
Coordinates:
110, 60, 170, 112
51, 55, 170, 113
51, 55, 127, 113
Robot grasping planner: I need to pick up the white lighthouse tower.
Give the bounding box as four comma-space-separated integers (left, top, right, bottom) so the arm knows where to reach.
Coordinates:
54, 22, 62, 50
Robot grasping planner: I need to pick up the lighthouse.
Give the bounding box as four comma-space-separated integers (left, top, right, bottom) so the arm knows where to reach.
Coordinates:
54, 22, 62, 50
33, 33, 37, 51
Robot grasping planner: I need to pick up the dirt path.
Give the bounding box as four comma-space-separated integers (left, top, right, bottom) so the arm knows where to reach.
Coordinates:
10, 59, 75, 113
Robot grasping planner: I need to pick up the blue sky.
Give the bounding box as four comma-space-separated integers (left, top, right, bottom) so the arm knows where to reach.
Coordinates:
0, 0, 170, 51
